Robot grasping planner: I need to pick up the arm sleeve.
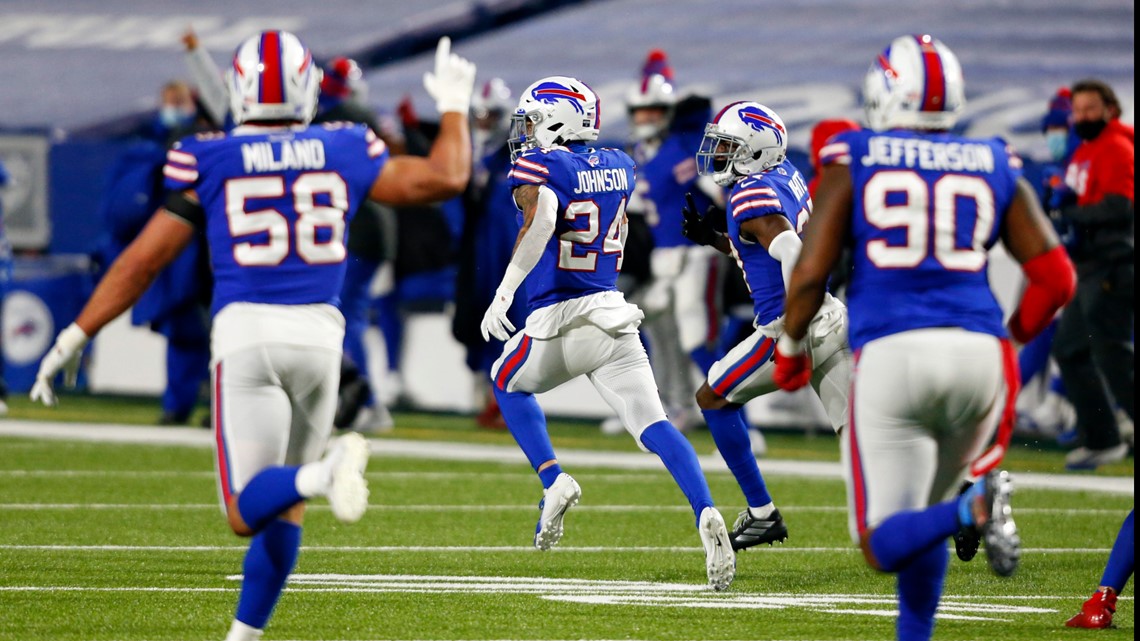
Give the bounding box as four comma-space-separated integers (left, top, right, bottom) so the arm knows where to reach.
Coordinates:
185, 47, 229, 127
1008, 245, 1077, 344
163, 190, 206, 230
499, 185, 558, 294
768, 228, 803, 293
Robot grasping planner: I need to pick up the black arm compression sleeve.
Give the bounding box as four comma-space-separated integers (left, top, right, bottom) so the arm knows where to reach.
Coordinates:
163, 191, 206, 229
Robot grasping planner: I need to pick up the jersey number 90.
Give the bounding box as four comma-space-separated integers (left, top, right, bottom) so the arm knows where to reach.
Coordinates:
863, 170, 995, 272
225, 173, 349, 266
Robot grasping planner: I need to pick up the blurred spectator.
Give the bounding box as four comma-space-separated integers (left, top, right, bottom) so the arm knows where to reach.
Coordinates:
1051, 79, 1134, 470
452, 78, 526, 429
0, 155, 10, 415
620, 49, 726, 434
371, 96, 465, 410
314, 56, 398, 434
96, 79, 215, 425
1014, 87, 1080, 441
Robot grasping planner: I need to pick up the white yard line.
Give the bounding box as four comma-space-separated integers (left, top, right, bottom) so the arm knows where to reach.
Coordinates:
0, 544, 1113, 554
0, 420, 1132, 495
0, 503, 1124, 516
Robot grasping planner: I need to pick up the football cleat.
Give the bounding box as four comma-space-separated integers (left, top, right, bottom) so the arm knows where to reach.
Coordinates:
1065, 588, 1118, 629
534, 473, 581, 550
980, 469, 1020, 577
699, 507, 736, 591
729, 507, 788, 551
953, 480, 981, 562
325, 432, 371, 524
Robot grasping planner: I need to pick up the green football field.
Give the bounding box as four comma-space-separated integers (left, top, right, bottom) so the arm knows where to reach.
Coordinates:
0, 394, 1133, 641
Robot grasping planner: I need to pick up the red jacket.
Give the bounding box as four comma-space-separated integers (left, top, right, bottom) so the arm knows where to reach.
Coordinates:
1065, 119, 1134, 206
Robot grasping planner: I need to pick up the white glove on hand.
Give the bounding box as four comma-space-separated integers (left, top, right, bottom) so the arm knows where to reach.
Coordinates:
29, 323, 89, 407
480, 288, 516, 342
422, 36, 476, 115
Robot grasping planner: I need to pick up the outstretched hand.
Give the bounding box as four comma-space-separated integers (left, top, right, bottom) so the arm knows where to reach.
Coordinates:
680, 192, 722, 247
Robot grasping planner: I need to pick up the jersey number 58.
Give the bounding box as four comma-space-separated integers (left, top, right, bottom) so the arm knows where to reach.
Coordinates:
225, 173, 349, 266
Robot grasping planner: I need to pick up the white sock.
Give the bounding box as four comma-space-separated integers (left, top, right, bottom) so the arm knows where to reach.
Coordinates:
294, 460, 330, 498
224, 619, 263, 641
748, 502, 775, 519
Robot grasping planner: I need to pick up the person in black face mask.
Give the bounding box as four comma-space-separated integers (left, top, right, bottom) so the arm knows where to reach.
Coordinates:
1050, 79, 1135, 471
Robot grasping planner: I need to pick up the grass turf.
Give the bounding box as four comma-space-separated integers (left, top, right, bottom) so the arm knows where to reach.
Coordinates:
0, 393, 1134, 640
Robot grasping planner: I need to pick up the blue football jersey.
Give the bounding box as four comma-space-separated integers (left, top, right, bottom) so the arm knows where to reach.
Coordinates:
163, 123, 388, 315
507, 143, 636, 311
725, 159, 813, 326
638, 130, 716, 248
824, 128, 1022, 349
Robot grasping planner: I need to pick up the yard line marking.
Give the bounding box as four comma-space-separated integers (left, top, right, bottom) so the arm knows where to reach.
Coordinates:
0, 503, 1125, 517
2, 421, 1132, 495
0, 544, 1113, 554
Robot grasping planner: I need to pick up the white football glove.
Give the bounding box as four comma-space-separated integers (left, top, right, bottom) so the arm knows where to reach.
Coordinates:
480, 288, 516, 342
29, 323, 90, 407
422, 36, 476, 115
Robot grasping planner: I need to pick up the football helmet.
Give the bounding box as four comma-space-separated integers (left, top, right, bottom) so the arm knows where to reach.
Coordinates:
626, 49, 676, 141
862, 34, 965, 131
321, 56, 367, 104
697, 101, 788, 187
227, 30, 322, 125
509, 76, 600, 161
472, 77, 513, 121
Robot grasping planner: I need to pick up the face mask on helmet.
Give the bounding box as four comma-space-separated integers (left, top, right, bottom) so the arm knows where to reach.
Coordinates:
508, 76, 600, 162
697, 101, 788, 187
862, 34, 965, 132
226, 30, 322, 126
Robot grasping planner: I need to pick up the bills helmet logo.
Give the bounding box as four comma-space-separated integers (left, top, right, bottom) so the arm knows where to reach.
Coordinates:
737, 105, 785, 147
531, 81, 587, 114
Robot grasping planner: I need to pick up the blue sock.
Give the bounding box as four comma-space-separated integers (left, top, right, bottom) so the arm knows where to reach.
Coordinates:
236, 467, 304, 533
702, 407, 772, 508
869, 501, 960, 572
494, 387, 560, 489
689, 346, 716, 376
640, 421, 714, 524
1100, 510, 1135, 593
896, 542, 949, 641
235, 519, 301, 629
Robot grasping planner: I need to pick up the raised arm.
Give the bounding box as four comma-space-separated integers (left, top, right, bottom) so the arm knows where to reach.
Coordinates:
368, 37, 475, 206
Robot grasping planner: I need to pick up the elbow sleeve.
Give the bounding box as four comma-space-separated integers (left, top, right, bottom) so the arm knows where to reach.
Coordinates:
1008, 245, 1077, 344
768, 229, 803, 293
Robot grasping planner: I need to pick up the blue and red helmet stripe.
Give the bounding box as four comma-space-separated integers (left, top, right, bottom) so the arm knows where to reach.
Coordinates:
258, 31, 285, 104
914, 34, 947, 113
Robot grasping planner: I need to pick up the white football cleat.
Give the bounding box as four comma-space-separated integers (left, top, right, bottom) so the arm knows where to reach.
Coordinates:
699, 507, 736, 591
325, 432, 370, 524
534, 473, 581, 550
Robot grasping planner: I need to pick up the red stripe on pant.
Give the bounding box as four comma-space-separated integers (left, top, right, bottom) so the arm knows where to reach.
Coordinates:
712, 337, 772, 397
970, 339, 1021, 477
848, 349, 869, 536
495, 335, 532, 391
213, 361, 234, 504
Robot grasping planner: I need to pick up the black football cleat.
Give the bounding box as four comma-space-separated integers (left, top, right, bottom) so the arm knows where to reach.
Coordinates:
729, 507, 788, 551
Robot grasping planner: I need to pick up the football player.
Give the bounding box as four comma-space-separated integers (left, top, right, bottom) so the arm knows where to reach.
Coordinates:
30, 32, 476, 641
1066, 508, 1134, 629
681, 102, 851, 551
480, 76, 735, 591
776, 34, 1075, 641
